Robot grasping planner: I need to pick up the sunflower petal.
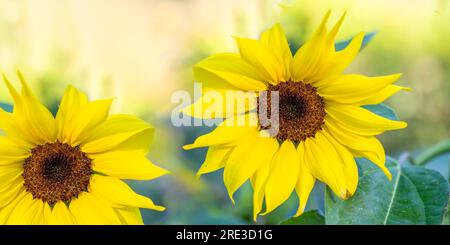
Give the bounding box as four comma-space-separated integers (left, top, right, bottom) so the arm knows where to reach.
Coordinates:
0, 137, 30, 166
325, 104, 407, 136
291, 11, 332, 82
223, 133, 278, 203
2, 73, 56, 145
316, 32, 364, 80
6, 192, 47, 224
234, 37, 283, 84
81, 114, 154, 153
250, 153, 273, 221
303, 131, 352, 199
197, 146, 234, 177
322, 130, 358, 196
324, 121, 391, 179
90, 175, 165, 211
317, 74, 402, 104
114, 207, 144, 225
65, 99, 113, 146
0, 189, 27, 224
357, 85, 411, 105
69, 192, 121, 224
0, 107, 34, 148
181, 90, 257, 119
264, 140, 299, 214
16, 72, 57, 143
260, 23, 292, 81
91, 151, 168, 180
48, 201, 76, 225
55, 85, 88, 141
194, 53, 267, 91
294, 142, 316, 216
0, 167, 24, 208
183, 113, 258, 150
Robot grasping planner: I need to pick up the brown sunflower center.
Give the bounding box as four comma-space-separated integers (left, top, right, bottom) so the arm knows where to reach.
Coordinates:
258, 81, 326, 142
22, 141, 92, 205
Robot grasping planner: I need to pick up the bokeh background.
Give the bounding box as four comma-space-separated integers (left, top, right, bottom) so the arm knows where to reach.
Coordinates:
0, 0, 449, 224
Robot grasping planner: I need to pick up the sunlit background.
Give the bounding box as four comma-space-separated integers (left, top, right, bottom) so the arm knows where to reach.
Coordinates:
0, 0, 449, 224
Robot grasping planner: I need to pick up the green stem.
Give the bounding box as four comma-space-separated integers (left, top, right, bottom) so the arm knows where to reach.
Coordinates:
412, 140, 450, 166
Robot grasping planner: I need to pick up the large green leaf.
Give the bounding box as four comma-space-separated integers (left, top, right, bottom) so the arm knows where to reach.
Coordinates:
279, 210, 325, 225
325, 158, 449, 224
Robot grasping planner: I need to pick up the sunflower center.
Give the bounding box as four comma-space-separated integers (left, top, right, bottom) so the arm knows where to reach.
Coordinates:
22, 141, 92, 205
258, 81, 326, 142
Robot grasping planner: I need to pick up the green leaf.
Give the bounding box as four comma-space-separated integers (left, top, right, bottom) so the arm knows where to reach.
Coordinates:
0, 102, 12, 113
363, 104, 399, 121
279, 210, 325, 225
335, 31, 377, 51
325, 158, 449, 224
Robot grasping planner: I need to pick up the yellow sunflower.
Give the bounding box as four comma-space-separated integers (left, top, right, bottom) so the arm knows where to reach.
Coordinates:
183, 12, 408, 220
0, 72, 168, 224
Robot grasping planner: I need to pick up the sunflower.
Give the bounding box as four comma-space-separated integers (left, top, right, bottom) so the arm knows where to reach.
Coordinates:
183, 12, 408, 220
0, 72, 168, 224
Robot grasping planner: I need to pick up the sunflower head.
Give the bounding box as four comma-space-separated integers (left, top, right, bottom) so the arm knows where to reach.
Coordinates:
183, 11, 409, 221
0, 71, 168, 224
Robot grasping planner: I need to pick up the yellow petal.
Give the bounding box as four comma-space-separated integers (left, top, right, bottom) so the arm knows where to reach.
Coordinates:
48, 201, 77, 225
0, 189, 27, 224
317, 74, 402, 104
0, 167, 24, 208
260, 23, 292, 81
69, 192, 121, 225
234, 37, 283, 84
322, 130, 359, 197
316, 32, 364, 80
326, 12, 346, 46
6, 192, 47, 224
0, 137, 30, 166
294, 142, 316, 216
114, 207, 144, 225
90, 175, 165, 211
292, 11, 332, 82
197, 146, 234, 177
194, 53, 267, 91
223, 133, 278, 203
264, 140, 299, 214
181, 90, 257, 119
183, 113, 258, 150
16, 71, 57, 143
0, 108, 33, 147
91, 151, 168, 180
81, 114, 154, 153
303, 131, 351, 199
55, 85, 88, 142
2, 73, 56, 145
65, 99, 113, 146
325, 104, 407, 136
250, 154, 273, 221
357, 85, 411, 105
324, 121, 392, 180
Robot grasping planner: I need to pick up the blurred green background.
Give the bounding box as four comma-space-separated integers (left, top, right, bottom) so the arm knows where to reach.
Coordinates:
0, 0, 449, 224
